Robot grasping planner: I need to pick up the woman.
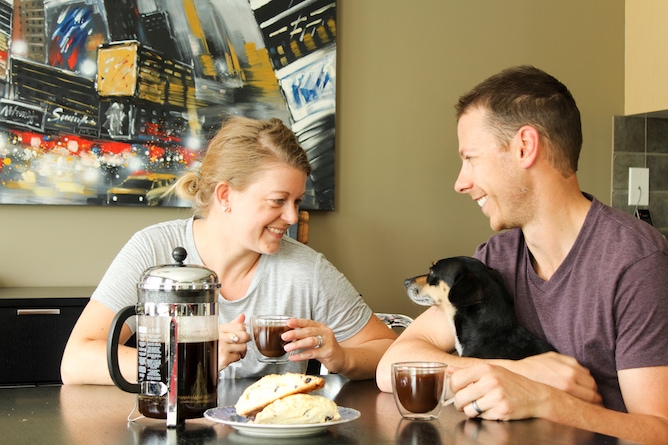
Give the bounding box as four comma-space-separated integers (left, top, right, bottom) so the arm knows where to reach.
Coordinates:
61, 116, 396, 384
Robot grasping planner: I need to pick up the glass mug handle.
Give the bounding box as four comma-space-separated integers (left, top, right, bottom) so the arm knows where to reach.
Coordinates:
107, 305, 140, 393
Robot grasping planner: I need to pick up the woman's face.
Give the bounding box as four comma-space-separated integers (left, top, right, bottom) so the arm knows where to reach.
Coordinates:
229, 163, 307, 254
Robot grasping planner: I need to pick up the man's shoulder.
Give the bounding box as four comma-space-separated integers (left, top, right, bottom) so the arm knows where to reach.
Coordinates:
589, 198, 667, 252
474, 229, 524, 257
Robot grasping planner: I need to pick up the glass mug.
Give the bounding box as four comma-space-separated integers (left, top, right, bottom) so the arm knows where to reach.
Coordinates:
250, 315, 292, 363
392, 361, 448, 420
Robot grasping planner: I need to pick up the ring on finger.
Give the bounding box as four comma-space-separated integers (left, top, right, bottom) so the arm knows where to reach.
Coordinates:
314, 335, 323, 349
230, 333, 239, 344
471, 399, 483, 415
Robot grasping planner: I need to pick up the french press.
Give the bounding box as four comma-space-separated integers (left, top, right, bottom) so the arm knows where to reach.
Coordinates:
107, 247, 220, 427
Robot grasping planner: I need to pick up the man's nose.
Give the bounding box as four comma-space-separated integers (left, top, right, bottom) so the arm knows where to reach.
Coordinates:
454, 167, 471, 194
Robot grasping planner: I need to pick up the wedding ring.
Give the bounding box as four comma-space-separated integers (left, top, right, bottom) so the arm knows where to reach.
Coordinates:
471, 399, 483, 415
230, 334, 239, 344
314, 335, 323, 349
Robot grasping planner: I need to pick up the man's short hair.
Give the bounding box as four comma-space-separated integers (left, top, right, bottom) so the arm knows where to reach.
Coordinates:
455, 65, 582, 177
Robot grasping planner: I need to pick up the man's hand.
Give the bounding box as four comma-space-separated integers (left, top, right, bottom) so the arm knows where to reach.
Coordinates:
449, 363, 561, 420
501, 352, 602, 404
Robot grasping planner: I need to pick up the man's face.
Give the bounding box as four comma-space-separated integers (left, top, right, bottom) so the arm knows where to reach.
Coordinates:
454, 107, 532, 231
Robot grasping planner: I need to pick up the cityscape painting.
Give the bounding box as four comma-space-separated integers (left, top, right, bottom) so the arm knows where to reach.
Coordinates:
0, 0, 336, 210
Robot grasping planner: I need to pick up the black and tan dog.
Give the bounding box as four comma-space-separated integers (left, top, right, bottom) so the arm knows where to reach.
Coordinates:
404, 256, 555, 359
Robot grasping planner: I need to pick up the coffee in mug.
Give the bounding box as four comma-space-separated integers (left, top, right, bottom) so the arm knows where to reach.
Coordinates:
250, 315, 291, 363
392, 362, 448, 420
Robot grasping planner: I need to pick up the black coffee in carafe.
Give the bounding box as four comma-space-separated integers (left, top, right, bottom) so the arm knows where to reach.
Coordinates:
137, 340, 218, 419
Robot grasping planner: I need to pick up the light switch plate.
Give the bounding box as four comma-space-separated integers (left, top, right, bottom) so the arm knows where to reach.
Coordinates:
628, 167, 649, 206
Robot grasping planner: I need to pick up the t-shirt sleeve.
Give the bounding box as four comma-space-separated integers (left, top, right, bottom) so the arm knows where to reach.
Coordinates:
312, 254, 373, 342
613, 251, 668, 370
91, 231, 166, 332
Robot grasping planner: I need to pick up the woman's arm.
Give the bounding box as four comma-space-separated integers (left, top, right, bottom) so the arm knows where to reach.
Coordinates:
331, 313, 398, 380
284, 313, 397, 380
60, 299, 137, 385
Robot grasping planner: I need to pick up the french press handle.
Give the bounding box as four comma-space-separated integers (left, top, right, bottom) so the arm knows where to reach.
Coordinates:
107, 305, 140, 393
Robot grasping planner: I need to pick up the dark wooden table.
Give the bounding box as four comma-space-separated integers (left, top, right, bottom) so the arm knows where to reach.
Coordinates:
0, 375, 638, 444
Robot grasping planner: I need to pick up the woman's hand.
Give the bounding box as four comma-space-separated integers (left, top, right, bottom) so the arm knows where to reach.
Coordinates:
283, 315, 395, 380
282, 318, 344, 372
218, 313, 250, 371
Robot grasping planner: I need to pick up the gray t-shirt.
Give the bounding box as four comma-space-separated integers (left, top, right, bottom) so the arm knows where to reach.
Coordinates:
474, 194, 668, 412
93, 217, 372, 378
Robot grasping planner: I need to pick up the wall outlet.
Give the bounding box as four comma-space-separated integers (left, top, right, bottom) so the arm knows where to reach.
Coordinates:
628, 167, 649, 206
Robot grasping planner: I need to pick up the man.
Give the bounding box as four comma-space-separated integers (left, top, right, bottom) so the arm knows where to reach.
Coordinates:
376, 66, 668, 444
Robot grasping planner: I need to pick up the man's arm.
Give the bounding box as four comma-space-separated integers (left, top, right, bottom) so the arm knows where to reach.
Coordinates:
377, 305, 599, 400
449, 364, 668, 445
376, 306, 482, 392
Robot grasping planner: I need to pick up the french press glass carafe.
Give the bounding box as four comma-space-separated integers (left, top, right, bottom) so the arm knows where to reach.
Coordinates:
107, 247, 219, 427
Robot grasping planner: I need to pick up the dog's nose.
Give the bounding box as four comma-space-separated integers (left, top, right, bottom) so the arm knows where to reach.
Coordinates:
404, 278, 412, 289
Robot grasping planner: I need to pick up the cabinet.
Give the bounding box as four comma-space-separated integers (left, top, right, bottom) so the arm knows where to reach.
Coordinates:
626, 1, 668, 115
0, 287, 93, 386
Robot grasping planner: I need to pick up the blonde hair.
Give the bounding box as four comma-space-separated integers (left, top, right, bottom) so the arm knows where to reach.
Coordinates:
175, 116, 311, 217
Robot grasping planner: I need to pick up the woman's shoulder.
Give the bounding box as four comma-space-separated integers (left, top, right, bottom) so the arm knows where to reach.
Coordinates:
130, 218, 191, 243
136, 217, 191, 234
125, 218, 194, 260
276, 236, 323, 262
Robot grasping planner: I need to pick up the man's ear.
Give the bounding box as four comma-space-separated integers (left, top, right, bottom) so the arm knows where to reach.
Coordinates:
517, 125, 540, 169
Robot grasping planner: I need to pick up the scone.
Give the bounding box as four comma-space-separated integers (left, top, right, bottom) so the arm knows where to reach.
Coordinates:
234, 373, 325, 417
253, 394, 341, 424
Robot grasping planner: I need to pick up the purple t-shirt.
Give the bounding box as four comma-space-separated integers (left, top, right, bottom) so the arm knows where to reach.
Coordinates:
473, 194, 668, 412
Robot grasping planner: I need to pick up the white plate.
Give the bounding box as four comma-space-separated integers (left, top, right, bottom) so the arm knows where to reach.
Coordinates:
204, 405, 360, 438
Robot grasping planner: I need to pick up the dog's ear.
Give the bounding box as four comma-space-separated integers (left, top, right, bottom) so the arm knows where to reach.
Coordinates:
449, 272, 486, 307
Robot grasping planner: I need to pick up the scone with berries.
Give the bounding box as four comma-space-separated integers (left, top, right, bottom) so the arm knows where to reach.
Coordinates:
234, 373, 326, 418
253, 393, 341, 424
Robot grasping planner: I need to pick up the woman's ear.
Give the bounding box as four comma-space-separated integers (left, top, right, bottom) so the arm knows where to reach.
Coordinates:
517, 125, 540, 169
214, 181, 231, 207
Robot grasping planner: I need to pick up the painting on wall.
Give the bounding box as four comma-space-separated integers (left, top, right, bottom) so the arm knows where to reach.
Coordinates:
0, 0, 336, 210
